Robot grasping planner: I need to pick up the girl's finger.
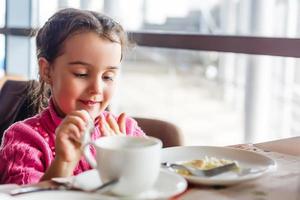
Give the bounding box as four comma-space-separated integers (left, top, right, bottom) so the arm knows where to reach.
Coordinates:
117, 113, 126, 135
64, 115, 86, 133
99, 114, 112, 136
69, 133, 82, 147
70, 110, 92, 125
58, 123, 81, 143
107, 113, 121, 135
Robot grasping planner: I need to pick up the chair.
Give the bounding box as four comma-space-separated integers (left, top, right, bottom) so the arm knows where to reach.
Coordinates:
0, 80, 183, 147
134, 117, 183, 147
0, 80, 38, 138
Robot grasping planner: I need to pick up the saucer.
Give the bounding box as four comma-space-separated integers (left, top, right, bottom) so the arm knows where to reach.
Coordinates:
108, 169, 187, 199
50, 169, 187, 199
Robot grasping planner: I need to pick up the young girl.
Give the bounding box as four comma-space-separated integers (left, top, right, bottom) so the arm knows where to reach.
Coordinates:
0, 8, 144, 185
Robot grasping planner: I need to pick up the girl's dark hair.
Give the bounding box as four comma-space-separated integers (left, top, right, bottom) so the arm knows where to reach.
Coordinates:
31, 8, 128, 113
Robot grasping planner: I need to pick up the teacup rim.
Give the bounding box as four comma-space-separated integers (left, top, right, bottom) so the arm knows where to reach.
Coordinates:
94, 135, 162, 151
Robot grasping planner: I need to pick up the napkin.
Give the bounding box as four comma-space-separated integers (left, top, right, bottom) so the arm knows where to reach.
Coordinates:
52, 169, 103, 191
0, 184, 20, 200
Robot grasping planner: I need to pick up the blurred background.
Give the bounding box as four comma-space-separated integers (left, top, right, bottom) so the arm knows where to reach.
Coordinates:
1, 0, 300, 146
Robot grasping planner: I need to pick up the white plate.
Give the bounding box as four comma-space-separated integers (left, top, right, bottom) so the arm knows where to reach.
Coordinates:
162, 146, 277, 186
14, 191, 115, 200
16, 169, 187, 200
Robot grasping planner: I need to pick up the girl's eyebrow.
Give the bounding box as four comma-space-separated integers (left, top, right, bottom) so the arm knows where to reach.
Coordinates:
68, 61, 120, 69
68, 61, 93, 67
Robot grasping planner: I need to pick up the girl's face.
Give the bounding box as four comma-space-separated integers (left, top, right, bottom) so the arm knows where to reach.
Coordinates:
41, 32, 122, 120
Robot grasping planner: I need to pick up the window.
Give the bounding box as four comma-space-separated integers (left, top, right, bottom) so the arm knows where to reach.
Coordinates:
0, 0, 5, 77
110, 0, 300, 39
0, 0, 5, 27
120, 47, 300, 145
38, 0, 58, 26
2, 0, 299, 145
38, 0, 104, 26
0, 34, 4, 77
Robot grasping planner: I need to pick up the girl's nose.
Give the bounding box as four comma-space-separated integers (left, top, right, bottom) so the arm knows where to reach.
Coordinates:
89, 77, 104, 94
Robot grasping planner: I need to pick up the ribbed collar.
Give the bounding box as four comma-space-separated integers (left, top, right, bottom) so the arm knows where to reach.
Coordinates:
38, 98, 63, 134
48, 98, 63, 129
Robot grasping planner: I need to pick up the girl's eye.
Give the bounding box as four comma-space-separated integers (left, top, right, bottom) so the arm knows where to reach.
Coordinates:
74, 73, 88, 78
103, 75, 114, 81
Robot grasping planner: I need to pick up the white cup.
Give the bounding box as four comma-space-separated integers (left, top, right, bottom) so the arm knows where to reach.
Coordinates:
82, 135, 162, 196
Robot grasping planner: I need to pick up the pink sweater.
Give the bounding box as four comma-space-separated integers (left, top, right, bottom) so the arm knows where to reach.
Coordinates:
0, 101, 144, 185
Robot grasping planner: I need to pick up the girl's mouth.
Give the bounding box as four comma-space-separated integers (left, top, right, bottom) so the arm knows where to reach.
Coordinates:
80, 100, 101, 106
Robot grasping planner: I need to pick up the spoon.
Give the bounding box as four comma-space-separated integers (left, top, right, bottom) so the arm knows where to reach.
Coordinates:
9, 179, 118, 196
161, 162, 238, 177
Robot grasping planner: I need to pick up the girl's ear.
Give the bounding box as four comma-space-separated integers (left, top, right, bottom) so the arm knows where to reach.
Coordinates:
38, 57, 52, 85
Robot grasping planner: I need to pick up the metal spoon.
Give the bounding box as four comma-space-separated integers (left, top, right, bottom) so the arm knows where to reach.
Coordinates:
161, 161, 238, 177
9, 179, 118, 196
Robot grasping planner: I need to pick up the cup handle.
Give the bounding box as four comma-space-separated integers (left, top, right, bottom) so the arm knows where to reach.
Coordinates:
83, 141, 97, 168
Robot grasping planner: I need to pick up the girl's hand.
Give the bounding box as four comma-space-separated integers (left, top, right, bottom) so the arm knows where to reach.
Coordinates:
99, 112, 127, 136
55, 110, 91, 163
41, 110, 91, 181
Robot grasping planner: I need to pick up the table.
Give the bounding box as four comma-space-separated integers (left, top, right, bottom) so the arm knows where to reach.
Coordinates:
175, 137, 300, 200
0, 137, 299, 200
255, 136, 300, 156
